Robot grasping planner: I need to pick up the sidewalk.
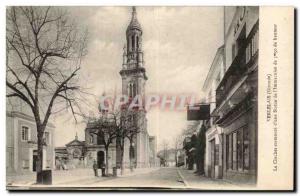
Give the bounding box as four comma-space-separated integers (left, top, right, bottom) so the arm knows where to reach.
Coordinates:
7, 168, 99, 187
7, 167, 160, 188
177, 168, 242, 190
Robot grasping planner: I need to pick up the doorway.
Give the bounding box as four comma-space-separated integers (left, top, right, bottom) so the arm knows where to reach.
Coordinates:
33, 150, 38, 172
97, 151, 105, 169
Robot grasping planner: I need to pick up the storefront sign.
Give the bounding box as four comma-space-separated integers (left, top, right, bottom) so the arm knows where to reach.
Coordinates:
187, 104, 210, 120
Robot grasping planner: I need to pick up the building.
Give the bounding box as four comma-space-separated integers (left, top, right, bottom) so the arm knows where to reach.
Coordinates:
55, 8, 155, 170
119, 7, 150, 168
6, 99, 55, 175
149, 136, 159, 167
55, 134, 86, 170
55, 121, 119, 172
84, 120, 118, 171
203, 6, 258, 183
202, 46, 225, 179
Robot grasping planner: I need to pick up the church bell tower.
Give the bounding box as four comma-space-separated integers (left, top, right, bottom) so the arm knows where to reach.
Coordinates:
120, 6, 147, 97
119, 7, 149, 168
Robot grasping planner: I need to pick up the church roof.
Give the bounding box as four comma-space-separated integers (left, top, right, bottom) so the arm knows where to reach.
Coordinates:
65, 134, 85, 147
127, 7, 142, 32
66, 139, 85, 147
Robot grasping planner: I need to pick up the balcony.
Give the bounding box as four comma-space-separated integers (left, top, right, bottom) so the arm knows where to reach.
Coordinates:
216, 21, 258, 108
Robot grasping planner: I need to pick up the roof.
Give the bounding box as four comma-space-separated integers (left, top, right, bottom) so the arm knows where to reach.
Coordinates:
202, 45, 224, 91
65, 138, 85, 147
127, 7, 142, 32
6, 111, 55, 128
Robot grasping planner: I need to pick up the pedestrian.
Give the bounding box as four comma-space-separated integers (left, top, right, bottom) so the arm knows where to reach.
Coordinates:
93, 160, 98, 177
101, 162, 106, 177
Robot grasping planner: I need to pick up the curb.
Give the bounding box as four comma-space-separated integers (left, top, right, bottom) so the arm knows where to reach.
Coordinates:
176, 169, 189, 187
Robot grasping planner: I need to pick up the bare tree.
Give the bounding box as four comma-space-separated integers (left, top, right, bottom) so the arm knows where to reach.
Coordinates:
114, 108, 145, 174
85, 112, 118, 176
173, 135, 183, 167
85, 107, 143, 175
6, 6, 88, 183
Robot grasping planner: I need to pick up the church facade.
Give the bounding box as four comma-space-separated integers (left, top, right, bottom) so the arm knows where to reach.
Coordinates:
55, 7, 155, 171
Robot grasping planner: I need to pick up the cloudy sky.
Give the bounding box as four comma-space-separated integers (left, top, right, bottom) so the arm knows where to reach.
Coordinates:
52, 6, 224, 149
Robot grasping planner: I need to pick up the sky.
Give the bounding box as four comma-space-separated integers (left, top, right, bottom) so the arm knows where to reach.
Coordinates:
52, 6, 224, 150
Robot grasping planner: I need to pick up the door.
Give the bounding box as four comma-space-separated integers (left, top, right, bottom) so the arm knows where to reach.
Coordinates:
33, 150, 38, 172
210, 139, 215, 178
97, 151, 105, 169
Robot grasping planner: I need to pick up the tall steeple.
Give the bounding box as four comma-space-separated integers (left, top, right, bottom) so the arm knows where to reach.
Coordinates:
118, 6, 149, 168
127, 6, 142, 33
120, 5, 147, 101
123, 6, 144, 68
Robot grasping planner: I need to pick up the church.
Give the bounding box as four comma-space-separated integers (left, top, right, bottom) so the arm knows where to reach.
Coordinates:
55, 7, 156, 171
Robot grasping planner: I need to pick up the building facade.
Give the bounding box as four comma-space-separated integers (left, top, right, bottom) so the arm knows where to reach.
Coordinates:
6, 100, 55, 175
202, 46, 225, 179
55, 134, 87, 170
203, 6, 259, 183
55, 123, 119, 172
149, 136, 159, 167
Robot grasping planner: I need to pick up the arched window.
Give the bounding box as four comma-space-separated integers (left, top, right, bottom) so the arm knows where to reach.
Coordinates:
133, 83, 137, 97
132, 35, 135, 51
127, 38, 129, 52
97, 132, 105, 145
137, 36, 139, 49
129, 83, 133, 98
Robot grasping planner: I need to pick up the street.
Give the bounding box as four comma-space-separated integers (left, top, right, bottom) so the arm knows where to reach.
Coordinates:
7, 167, 242, 190
89, 167, 185, 189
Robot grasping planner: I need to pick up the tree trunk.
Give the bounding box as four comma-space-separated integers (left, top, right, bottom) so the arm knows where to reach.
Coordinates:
36, 127, 44, 184
120, 149, 124, 175
129, 141, 134, 172
105, 147, 109, 175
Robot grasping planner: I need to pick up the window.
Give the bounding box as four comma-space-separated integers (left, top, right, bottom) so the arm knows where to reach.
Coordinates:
232, 132, 237, 170
21, 126, 29, 141
97, 133, 105, 145
90, 136, 93, 144
246, 44, 251, 63
132, 35, 135, 51
129, 83, 134, 98
237, 130, 243, 170
226, 126, 250, 171
243, 127, 250, 170
226, 135, 229, 169
44, 132, 50, 145
252, 31, 258, 55
132, 83, 137, 97
228, 134, 232, 169
231, 44, 236, 60
73, 148, 81, 158
246, 30, 258, 63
